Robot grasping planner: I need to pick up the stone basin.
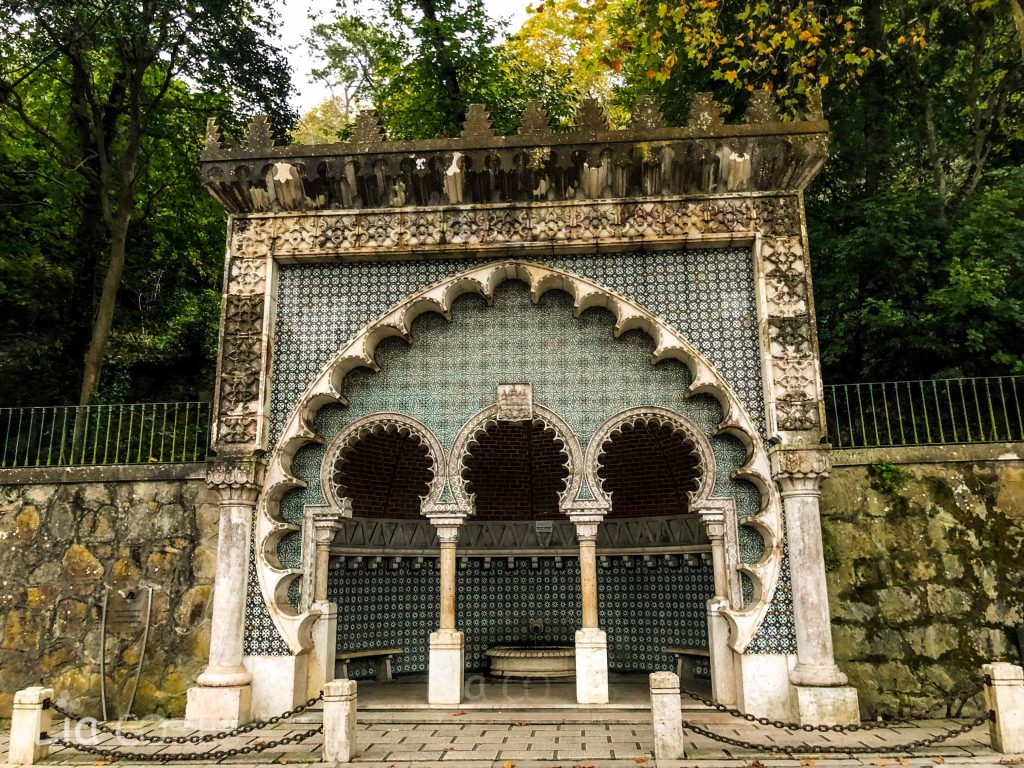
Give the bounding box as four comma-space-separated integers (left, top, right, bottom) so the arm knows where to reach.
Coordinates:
486, 645, 576, 679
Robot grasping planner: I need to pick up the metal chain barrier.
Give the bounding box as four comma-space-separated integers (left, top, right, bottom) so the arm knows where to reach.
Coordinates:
47, 726, 322, 763
42, 692, 324, 761
682, 712, 992, 755
45, 693, 322, 744
679, 679, 986, 733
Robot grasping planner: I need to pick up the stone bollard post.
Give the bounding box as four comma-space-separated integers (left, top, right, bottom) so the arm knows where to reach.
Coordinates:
649, 671, 685, 763
323, 679, 358, 763
983, 662, 1024, 754
9, 686, 54, 765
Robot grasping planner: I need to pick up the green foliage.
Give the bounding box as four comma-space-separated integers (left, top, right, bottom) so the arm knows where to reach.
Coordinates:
869, 462, 914, 497
0, 0, 293, 405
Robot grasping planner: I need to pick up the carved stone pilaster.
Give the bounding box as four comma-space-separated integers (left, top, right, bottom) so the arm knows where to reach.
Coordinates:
205, 458, 266, 503
213, 215, 274, 453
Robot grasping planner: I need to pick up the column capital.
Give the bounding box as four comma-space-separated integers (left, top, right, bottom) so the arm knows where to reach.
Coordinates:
206, 457, 266, 503
696, 497, 735, 540
564, 498, 609, 528
769, 445, 831, 496
426, 510, 465, 543
312, 503, 349, 544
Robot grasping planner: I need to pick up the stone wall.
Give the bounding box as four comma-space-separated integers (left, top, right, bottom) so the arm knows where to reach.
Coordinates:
0, 465, 216, 718
822, 444, 1024, 719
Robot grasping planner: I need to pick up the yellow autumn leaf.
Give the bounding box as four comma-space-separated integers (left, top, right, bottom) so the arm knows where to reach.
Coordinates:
724, 70, 738, 83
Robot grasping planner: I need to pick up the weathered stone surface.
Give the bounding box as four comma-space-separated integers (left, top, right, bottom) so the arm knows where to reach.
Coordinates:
62, 544, 104, 580
0, 475, 218, 718
822, 456, 1024, 720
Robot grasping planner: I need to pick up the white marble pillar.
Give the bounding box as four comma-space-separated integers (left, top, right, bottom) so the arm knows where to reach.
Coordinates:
427, 513, 465, 705
570, 511, 608, 705
698, 503, 739, 706
186, 459, 264, 729
308, 507, 344, 697
770, 446, 859, 725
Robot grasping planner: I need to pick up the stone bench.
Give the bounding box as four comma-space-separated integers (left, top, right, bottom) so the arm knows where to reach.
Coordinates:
664, 646, 710, 684
336, 647, 404, 681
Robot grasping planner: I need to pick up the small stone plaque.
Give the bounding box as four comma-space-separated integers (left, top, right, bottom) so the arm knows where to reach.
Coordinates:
496, 383, 532, 421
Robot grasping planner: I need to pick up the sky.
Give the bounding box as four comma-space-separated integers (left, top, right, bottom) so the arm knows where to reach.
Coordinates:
277, 0, 533, 114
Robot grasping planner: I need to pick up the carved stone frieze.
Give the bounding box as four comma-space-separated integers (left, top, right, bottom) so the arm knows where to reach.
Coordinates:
230, 218, 274, 257
320, 215, 366, 249
769, 445, 831, 494
762, 237, 808, 317
227, 257, 266, 293
767, 316, 813, 359
775, 398, 820, 432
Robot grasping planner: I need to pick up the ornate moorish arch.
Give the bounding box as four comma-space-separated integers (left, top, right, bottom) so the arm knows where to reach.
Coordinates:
320, 412, 447, 515
448, 402, 584, 514
256, 260, 782, 655
585, 406, 718, 512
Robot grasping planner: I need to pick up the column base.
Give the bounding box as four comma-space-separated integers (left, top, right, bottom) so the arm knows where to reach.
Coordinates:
428, 629, 464, 705
575, 628, 609, 704
184, 683, 252, 730
791, 684, 860, 726
308, 601, 338, 698
707, 598, 738, 706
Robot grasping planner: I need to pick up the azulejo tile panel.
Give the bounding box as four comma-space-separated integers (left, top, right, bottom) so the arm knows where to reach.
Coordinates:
327, 558, 716, 678
268, 249, 765, 445
242, 250, 796, 657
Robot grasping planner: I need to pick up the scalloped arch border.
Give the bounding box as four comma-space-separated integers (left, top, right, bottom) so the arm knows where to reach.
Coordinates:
448, 402, 583, 513
320, 412, 447, 514
585, 406, 717, 511
257, 259, 782, 654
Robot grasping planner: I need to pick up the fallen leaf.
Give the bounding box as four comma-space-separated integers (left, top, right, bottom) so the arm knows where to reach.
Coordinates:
800, 760, 816, 767
871, 762, 891, 767
503, 762, 515, 768
93, 762, 109, 767
748, 761, 766, 768
280, 761, 289, 765
932, 759, 945, 765
897, 759, 911, 767
513, 720, 527, 726
452, 711, 467, 717
634, 759, 649, 765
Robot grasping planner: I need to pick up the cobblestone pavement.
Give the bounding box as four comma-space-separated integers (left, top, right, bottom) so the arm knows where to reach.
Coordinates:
0, 716, 1019, 768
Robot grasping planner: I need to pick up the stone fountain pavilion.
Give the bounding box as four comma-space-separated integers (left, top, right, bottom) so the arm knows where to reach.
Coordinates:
185, 94, 860, 729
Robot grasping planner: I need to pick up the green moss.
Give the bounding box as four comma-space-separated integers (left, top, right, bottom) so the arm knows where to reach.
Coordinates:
869, 462, 913, 497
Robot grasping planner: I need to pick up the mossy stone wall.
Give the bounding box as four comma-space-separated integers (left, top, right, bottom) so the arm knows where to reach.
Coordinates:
822, 449, 1024, 719
0, 466, 216, 718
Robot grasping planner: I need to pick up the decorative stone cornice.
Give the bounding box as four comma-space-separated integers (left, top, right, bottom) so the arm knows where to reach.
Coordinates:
200, 95, 827, 215
769, 445, 832, 496
206, 458, 266, 502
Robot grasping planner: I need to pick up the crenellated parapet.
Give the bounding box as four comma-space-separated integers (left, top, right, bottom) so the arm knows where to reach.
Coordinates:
200, 94, 828, 215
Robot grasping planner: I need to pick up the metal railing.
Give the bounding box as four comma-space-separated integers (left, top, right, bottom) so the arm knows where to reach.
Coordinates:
824, 376, 1024, 449
0, 402, 212, 468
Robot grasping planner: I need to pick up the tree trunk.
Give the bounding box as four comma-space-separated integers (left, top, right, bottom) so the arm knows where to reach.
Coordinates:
78, 215, 130, 406
414, 0, 466, 130
1012, 0, 1024, 61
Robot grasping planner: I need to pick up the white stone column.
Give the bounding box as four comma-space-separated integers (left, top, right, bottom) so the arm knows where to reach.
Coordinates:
427, 513, 465, 705
323, 678, 358, 763
308, 507, 345, 697
983, 662, 1024, 754
186, 459, 263, 729
649, 672, 685, 761
8, 686, 53, 765
770, 446, 859, 725
698, 502, 739, 706
570, 510, 608, 705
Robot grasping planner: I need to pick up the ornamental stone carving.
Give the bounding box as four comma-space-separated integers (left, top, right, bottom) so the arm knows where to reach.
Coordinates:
769, 446, 832, 495
206, 458, 266, 502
